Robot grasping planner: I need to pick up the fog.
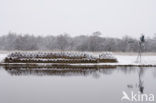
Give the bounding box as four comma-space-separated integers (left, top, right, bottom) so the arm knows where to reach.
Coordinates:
0, 0, 156, 38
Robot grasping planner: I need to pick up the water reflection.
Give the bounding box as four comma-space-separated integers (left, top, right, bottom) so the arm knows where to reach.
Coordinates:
3, 66, 116, 77
138, 68, 144, 93
0, 66, 155, 103
2, 66, 156, 93
125, 68, 145, 93
2, 66, 155, 78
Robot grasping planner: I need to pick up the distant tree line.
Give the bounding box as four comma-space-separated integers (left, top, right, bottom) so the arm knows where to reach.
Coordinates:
0, 32, 156, 52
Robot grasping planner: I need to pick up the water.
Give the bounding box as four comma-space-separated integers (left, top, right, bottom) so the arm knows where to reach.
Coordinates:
0, 66, 155, 103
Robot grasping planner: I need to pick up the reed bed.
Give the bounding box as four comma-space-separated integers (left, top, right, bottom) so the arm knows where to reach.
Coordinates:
4, 52, 118, 63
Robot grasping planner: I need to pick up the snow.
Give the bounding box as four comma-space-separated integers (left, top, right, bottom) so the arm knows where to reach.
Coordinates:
116, 55, 156, 65
0, 53, 8, 62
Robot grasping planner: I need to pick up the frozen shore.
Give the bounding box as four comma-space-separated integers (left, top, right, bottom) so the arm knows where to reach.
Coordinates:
0, 52, 156, 66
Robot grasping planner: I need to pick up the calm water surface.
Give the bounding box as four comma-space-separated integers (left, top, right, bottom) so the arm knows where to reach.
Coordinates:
0, 67, 156, 103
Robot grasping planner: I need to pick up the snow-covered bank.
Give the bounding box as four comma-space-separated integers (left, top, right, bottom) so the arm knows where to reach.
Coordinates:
0, 52, 156, 65
72, 55, 156, 65
116, 55, 156, 65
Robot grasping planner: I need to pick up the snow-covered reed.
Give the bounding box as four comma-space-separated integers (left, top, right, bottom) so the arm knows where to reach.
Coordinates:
99, 52, 116, 59
5, 52, 117, 63
7, 52, 96, 59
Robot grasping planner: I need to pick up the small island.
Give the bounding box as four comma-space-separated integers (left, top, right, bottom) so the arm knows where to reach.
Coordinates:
3, 52, 117, 68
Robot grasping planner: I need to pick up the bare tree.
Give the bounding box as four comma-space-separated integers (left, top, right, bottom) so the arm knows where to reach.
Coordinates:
0, 32, 156, 52
56, 34, 70, 51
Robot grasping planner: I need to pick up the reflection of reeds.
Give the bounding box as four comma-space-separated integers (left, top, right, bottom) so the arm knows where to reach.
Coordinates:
4, 67, 116, 76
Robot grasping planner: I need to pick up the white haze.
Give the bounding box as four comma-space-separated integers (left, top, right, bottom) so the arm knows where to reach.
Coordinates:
0, 0, 156, 38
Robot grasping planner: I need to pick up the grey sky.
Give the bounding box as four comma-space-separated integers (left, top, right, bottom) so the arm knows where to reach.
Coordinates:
0, 0, 156, 38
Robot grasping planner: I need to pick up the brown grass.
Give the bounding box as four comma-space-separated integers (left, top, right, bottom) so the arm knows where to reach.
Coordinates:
4, 58, 117, 63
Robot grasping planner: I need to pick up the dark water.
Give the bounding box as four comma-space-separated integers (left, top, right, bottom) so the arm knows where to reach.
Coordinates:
0, 67, 155, 103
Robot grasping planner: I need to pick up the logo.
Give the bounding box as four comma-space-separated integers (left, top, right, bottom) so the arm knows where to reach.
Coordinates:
121, 91, 155, 102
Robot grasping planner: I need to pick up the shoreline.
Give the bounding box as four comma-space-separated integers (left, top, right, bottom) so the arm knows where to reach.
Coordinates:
0, 51, 156, 55
1, 63, 156, 68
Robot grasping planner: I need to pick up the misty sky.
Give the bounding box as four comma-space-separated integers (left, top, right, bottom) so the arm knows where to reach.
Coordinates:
0, 0, 156, 38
